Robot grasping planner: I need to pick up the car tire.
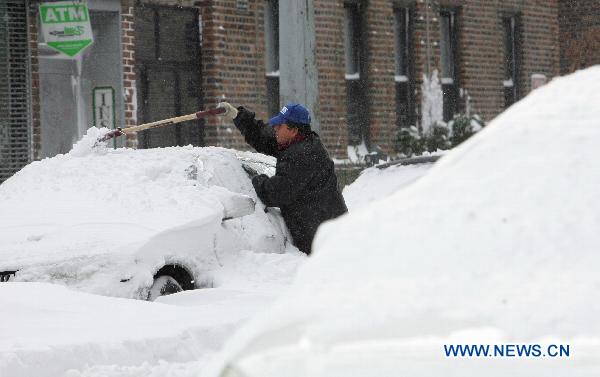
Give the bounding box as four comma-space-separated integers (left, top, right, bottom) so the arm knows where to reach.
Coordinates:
147, 275, 183, 301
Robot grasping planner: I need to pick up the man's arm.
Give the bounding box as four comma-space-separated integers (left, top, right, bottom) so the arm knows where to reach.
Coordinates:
251, 157, 314, 207
218, 102, 277, 156
233, 107, 278, 156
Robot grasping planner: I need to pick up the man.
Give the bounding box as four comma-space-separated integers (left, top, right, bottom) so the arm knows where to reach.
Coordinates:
218, 102, 348, 255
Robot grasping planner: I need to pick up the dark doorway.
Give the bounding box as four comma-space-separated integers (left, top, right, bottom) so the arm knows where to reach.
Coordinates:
134, 5, 203, 148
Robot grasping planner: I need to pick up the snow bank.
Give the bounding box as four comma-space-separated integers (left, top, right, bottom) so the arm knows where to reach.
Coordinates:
0, 283, 235, 377
0, 245, 305, 377
203, 67, 600, 376
310, 65, 600, 341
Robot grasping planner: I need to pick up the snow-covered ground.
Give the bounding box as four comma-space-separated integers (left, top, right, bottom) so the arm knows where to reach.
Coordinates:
0, 250, 305, 377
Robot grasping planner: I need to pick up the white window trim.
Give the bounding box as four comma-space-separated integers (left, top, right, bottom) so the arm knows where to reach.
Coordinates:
345, 72, 360, 80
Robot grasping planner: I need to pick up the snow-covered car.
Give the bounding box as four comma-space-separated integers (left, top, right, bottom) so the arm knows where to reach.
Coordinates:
0, 134, 296, 300
206, 67, 600, 377
343, 155, 441, 211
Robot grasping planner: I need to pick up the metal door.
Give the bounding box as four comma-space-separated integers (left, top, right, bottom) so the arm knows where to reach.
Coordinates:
135, 5, 203, 148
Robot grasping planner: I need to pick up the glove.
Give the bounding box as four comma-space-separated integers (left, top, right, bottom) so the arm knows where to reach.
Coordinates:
217, 102, 239, 120
242, 163, 259, 178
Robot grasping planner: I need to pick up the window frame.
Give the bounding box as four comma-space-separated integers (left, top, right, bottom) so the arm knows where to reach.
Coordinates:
502, 13, 521, 108
343, 1, 369, 146
439, 7, 460, 122
264, 0, 280, 116
393, 5, 415, 130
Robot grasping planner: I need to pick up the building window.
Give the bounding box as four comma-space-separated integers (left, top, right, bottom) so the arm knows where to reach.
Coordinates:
344, 3, 360, 78
503, 15, 519, 108
264, 0, 279, 116
393, 7, 414, 129
439, 9, 458, 122
344, 1, 368, 146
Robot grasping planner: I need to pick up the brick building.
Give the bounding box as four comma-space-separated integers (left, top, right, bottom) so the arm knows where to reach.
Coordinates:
1, 0, 597, 183
558, 0, 600, 74
195, 0, 563, 158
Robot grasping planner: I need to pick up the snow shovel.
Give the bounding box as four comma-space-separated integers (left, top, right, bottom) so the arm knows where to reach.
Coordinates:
96, 106, 226, 144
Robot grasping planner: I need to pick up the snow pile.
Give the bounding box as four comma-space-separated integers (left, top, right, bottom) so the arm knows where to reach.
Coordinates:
204, 67, 600, 375
69, 126, 111, 157
0, 283, 256, 377
0, 248, 305, 377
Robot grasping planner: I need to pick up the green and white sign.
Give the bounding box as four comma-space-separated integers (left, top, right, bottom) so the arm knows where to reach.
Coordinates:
39, 1, 93, 57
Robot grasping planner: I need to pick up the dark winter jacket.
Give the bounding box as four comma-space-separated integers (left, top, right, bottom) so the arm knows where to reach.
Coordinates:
234, 107, 348, 254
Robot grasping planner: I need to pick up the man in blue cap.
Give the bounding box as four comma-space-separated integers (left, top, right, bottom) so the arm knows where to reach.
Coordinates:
218, 102, 348, 255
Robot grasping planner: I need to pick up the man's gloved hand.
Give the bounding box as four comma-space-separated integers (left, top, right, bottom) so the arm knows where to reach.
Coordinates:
242, 163, 259, 178
217, 102, 239, 120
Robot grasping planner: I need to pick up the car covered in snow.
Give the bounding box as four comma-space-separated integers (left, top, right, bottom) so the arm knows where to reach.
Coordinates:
206, 67, 600, 376
0, 133, 297, 300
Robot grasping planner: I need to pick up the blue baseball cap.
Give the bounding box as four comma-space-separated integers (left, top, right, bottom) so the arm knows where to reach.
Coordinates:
268, 103, 311, 126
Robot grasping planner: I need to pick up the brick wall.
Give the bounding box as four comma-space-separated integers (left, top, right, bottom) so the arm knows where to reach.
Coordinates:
113, 0, 563, 158
121, 0, 138, 148
314, 0, 348, 157
558, 0, 600, 74
455, 0, 559, 121
197, 0, 268, 150
364, 1, 397, 154
23, 0, 564, 163
311, 0, 559, 157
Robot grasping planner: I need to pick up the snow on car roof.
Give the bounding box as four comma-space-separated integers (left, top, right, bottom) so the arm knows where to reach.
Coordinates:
206, 67, 600, 374
0, 129, 274, 267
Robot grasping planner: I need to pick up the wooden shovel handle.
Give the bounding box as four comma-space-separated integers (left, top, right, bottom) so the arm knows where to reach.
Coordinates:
121, 106, 226, 134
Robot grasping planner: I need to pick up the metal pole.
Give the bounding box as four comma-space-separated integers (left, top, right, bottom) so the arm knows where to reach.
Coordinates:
279, 0, 320, 133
